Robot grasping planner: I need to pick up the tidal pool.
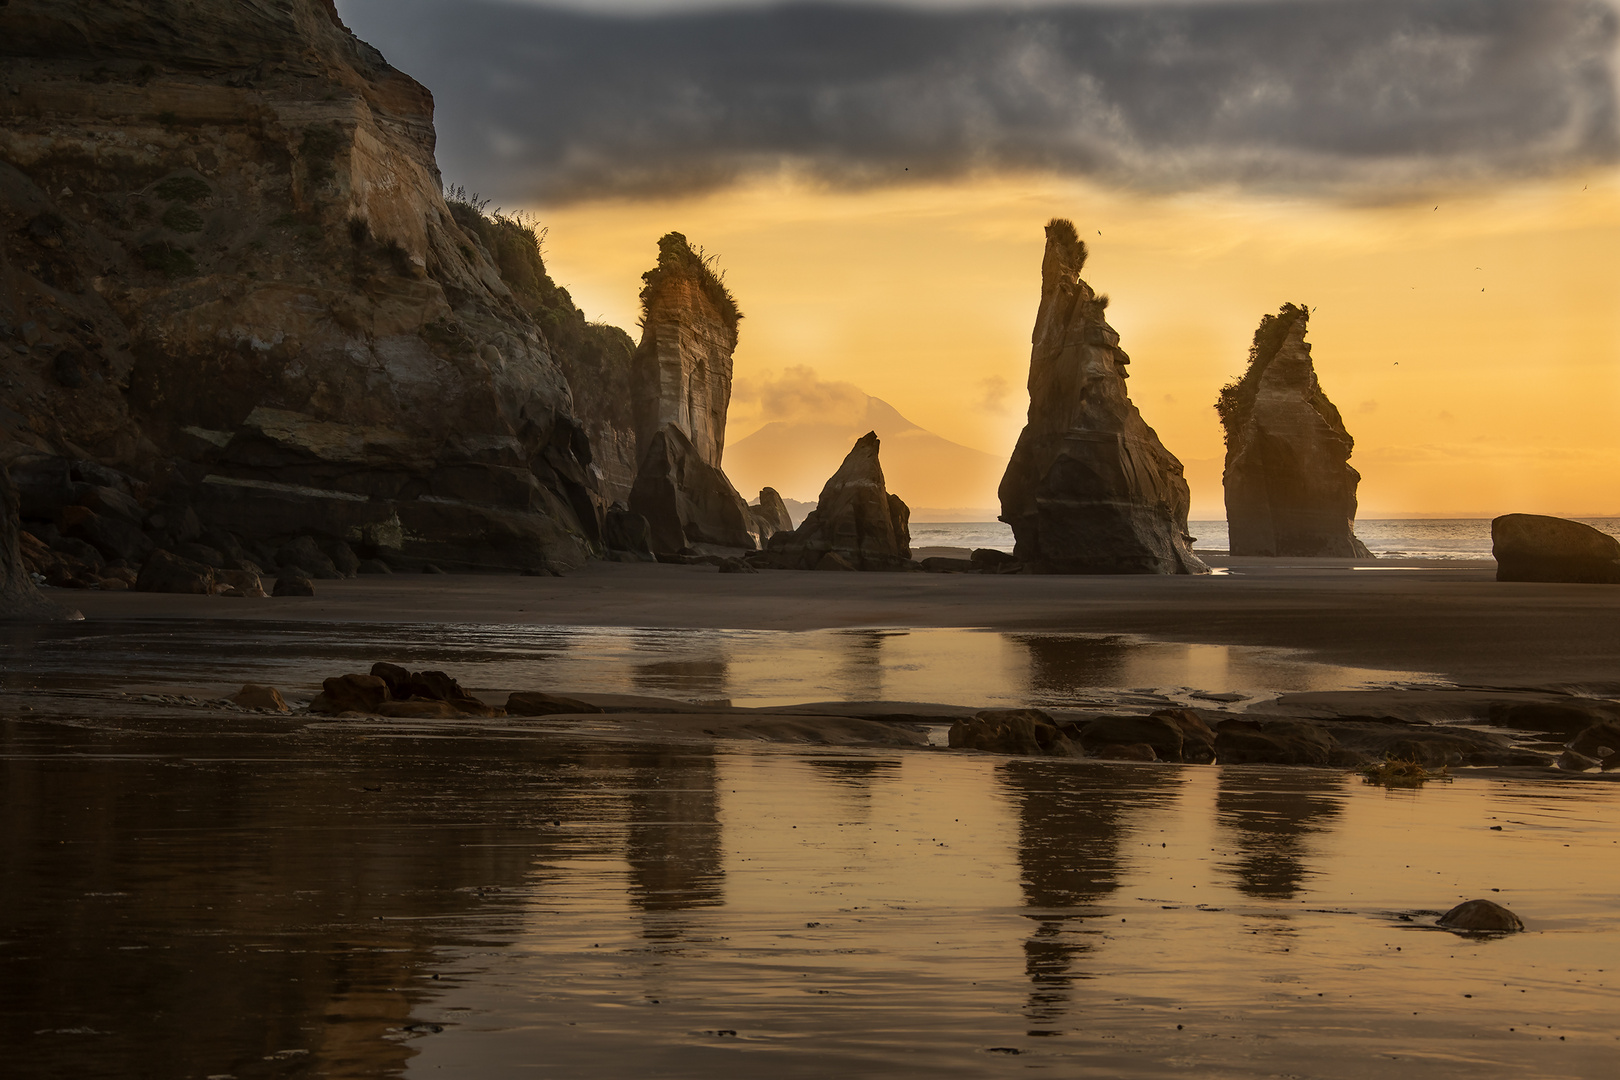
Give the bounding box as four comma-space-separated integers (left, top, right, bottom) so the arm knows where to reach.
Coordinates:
2, 713, 1616, 1078
0, 619, 1440, 708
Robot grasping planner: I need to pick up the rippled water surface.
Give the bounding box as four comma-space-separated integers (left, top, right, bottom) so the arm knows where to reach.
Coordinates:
3, 715, 1617, 1079
0, 620, 1439, 708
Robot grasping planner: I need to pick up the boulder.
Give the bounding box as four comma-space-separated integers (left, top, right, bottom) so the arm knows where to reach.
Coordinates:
506, 691, 605, 717
377, 700, 463, 719
604, 506, 656, 560
1219, 304, 1372, 558
920, 557, 975, 573
750, 486, 795, 542
1569, 720, 1620, 762
1437, 899, 1523, 933
232, 684, 289, 712
275, 536, 343, 580
971, 548, 1019, 573
310, 674, 389, 715
364, 663, 500, 717
764, 432, 912, 571
271, 572, 316, 597
948, 709, 1081, 757
60, 505, 154, 565
997, 219, 1206, 575
215, 569, 268, 598
629, 426, 758, 553
717, 556, 758, 574
1492, 514, 1620, 584
1079, 714, 1187, 762
1, 466, 79, 620
135, 550, 216, 595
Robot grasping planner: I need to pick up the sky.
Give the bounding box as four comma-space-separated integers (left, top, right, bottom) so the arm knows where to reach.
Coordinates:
337, 0, 1620, 517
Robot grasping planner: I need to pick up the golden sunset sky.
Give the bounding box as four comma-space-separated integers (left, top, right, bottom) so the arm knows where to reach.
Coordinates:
341, 0, 1620, 518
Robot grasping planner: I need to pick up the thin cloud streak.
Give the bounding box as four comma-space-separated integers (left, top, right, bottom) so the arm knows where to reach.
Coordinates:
338, 0, 1620, 203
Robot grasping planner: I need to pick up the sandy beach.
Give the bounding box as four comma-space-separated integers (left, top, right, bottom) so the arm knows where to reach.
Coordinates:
46, 557, 1620, 690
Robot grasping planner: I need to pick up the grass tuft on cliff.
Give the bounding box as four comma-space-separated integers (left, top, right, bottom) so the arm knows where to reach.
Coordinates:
444, 185, 636, 422
1216, 302, 1308, 427
639, 231, 742, 334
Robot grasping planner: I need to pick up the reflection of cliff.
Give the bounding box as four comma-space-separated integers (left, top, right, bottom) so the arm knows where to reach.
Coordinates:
1000, 761, 1182, 1030
624, 751, 724, 934
1215, 773, 1344, 899
1013, 634, 1136, 697
0, 720, 588, 1078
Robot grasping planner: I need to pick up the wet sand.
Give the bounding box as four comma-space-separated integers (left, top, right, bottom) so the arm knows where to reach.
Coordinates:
49, 557, 1620, 689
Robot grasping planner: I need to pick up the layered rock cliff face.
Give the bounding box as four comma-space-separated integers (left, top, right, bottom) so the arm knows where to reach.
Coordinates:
627, 232, 755, 552
0, 0, 610, 573
1219, 304, 1370, 558
765, 432, 911, 571
998, 220, 1205, 575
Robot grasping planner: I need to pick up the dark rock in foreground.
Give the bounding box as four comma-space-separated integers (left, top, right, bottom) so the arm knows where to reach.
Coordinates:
948, 709, 1080, 757
998, 219, 1206, 574
1438, 899, 1523, 932
1492, 514, 1620, 584
1219, 304, 1371, 558
763, 432, 912, 571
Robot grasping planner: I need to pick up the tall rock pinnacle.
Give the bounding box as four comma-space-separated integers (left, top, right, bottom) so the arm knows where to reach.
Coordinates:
627, 232, 756, 552
998, 219, 1206, 574
1219, 304, 1371, 558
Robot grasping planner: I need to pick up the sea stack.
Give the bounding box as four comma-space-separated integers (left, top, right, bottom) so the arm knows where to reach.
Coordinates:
765, 432, 911, 570
750, 487, 795, 542
997, 219, 1206, 574
1219, 304, 1371, 558
627, 233, 757, 552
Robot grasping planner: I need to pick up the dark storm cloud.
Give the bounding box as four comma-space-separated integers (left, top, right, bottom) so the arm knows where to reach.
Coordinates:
336, 0, 1620, 203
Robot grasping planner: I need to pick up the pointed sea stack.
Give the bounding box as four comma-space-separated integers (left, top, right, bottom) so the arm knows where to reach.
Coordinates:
627, 233, 756, 552
765, 432, 911, 570
1219, 304, 1371, 558
997, 220, 1206, 574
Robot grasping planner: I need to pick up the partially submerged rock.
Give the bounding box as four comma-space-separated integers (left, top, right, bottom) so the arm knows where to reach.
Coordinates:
998, 220, 1206, 574
309, 663, 501, 717
1492, 514, 1620, 584
764, 432, 912, 571
949, 709, 1081, 757
1438, 899, 1523, 932
1219, 304, 1371, 557
506, 691, 605, 717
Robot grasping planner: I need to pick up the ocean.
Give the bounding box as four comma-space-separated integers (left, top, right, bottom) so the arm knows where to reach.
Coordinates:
909, 518, 1620, 560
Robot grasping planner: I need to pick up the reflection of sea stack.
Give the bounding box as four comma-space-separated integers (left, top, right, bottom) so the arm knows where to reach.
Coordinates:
765, 432, 911, 570
627, 233, 757, 552
1219, 304, 1371, 558
998, 220, 1206, 574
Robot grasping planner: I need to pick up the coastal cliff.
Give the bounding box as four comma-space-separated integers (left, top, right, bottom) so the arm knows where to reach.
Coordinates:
1219, 304, 1370, 558
0, 0, 614, 574
997, 219, 1205, 575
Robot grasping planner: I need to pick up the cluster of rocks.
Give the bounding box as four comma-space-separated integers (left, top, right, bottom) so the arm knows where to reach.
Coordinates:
1219, 304, 1371, 558
948, 705, 1557, 768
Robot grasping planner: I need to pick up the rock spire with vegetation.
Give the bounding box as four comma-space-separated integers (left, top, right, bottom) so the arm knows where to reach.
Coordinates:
998, 219, 1206, 574
1219, 304, 1371, 558
627, 232, 755, 553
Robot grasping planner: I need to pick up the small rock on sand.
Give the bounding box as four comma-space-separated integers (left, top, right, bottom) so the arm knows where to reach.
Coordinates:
1437, 899, 1523, 932
272, 572, 315, 597
232, 684, 288, 712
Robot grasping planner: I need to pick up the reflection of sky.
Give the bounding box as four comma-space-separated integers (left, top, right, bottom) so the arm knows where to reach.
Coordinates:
0, 621, 1444, 706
